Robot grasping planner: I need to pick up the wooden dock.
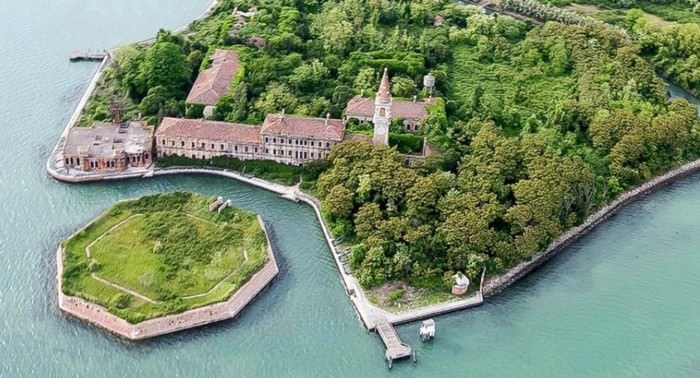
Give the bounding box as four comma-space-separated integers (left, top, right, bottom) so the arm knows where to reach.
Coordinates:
374, 318, 415, 368
69, 51, 108, 62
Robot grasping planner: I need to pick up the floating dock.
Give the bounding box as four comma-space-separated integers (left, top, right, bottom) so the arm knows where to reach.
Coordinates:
374, 318, 415, 368
69, 51, 108, 62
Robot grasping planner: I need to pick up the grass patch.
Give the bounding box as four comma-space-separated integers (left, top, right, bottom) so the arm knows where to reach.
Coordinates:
61, 192, 269, 323
366, 281, 459, 313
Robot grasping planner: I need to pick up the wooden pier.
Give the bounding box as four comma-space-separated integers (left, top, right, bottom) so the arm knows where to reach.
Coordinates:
69, 51, 108, 62
374, 318, 415, 368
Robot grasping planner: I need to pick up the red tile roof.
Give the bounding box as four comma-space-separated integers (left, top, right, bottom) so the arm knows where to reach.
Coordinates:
345, 96, 375, 118
345, 96, 433, 120
156, 118, 261, 144
393, 100, 430, 120
186, 49, 240, 106
261, 114, 345, 141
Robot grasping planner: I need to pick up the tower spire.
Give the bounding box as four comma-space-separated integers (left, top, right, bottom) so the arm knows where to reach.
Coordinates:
377, 68, 391, 104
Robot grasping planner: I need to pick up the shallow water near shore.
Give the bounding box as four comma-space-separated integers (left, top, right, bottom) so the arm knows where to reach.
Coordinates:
2, 1, 700, 376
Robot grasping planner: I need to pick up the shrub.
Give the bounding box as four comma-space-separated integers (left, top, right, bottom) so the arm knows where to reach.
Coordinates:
110, 293, 132, 309
387, 288, 405, 302
389, 133, 424, 154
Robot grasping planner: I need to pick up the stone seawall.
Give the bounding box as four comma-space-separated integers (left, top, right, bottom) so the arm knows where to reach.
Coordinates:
482, 159, 700, 297
57, 215, 279, 340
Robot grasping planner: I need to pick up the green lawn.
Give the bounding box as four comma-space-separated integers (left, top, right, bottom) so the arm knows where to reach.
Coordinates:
61, 192, 269, 323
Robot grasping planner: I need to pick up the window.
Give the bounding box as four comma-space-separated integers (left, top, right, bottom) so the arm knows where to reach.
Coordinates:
201, 143, 205, 148
326, 142, 330, 148
304, 152, 307, 159
379, 108, 386, 117
255, 148, 258, 153
234, 145, 238, 152
311, 152, 314, 158
181, 141, 185, 147
273, 149, 276, 155
304, 140, 308, 146
192, 142, 195, 148
288, 151, 292, 156
220, 144, 224, 150
273, 138, 276, 143
288, 139, 292, 144
161, 139, 165, 145
171, 141, 175, 146
211, 144, 214, 149
65, 158, 70, 165
295, 140, 298, 145
245, 146, 249, 152
311, 141, 315, 147
265, 137, 269, 143
295, 151, 299, 158
265, 149, 269, 154
76, 158, 80, 165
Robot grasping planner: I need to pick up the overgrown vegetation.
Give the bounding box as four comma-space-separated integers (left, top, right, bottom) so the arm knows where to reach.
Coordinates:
61, 192, 268, 323
157, 154, 327, 188
316, 15, 700, 289
78, 0, 700, 296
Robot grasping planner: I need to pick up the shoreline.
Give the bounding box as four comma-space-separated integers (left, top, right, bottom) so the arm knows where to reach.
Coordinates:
46, 0, 700, 330
56, 214, 279, 340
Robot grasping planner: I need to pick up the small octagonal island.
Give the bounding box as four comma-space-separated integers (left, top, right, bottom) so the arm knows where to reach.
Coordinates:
56, 192, 279, 340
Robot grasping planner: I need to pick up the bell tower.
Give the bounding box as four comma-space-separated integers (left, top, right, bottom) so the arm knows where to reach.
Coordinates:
372, 68, 392, 146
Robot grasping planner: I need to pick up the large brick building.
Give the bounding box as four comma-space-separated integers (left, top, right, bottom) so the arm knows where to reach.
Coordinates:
186, 49, 241, 118
155, 113, 345, 165
62, 122, 154, 173
156, 118, 262, 160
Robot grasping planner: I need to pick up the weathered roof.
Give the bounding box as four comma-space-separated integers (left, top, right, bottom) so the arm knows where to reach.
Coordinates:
343, 133, 372, 143
393, 99, 430, 120
186, 49, 240, 106
345, 95, 375, 118
64, 122, 153, 157
261, 114, 345, 141
345, 96, 433, 120
156, 117, 261, 144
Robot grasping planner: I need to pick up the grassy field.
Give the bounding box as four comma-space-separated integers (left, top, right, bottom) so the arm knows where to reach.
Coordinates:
61, 192, 269, 323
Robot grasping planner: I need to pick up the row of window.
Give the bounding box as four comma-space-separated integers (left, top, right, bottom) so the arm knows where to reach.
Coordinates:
267, 149, 324, 160
65, 158, 116, 169
264, 137, 332, 149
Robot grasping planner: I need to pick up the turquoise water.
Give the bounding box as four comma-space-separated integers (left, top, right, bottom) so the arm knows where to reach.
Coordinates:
2, 1, 700, 376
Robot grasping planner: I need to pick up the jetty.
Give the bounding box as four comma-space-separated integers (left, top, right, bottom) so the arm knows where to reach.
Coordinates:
374, 318, 415, 368
69, 50, 108, 62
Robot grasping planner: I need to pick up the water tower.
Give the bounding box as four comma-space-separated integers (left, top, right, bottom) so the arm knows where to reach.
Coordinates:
423, 73, 436, 98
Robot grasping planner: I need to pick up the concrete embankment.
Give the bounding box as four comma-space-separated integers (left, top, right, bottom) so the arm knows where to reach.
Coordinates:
57, 215, 279, 340
483, 158, 700, 296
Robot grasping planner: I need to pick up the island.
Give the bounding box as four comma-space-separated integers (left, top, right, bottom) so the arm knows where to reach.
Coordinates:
57, 192, 278, 339
48, 0, 700, 366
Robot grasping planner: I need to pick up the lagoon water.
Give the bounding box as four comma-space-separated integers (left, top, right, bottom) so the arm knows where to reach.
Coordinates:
1, 1, 700, 376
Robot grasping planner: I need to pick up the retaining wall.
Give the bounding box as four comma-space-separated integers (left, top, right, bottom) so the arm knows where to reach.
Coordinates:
57, 215, 279, 340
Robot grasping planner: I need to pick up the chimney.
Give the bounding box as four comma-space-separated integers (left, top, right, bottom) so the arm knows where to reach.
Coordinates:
325, 113, 330, 128
413, 95, 417, 103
